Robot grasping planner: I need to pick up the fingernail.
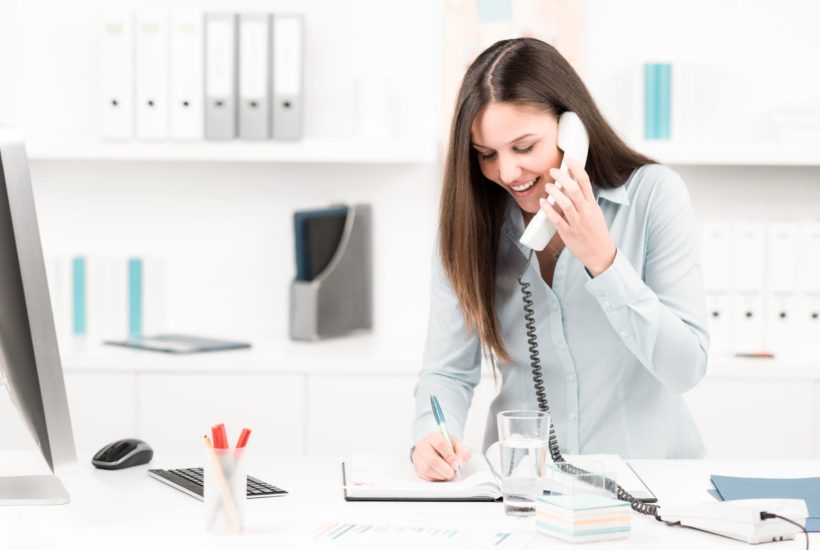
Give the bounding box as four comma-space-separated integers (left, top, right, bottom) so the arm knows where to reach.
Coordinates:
539, 197, 546, 207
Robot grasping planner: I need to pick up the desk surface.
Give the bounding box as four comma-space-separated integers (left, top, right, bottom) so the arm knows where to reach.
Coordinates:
1, 452, 818, 549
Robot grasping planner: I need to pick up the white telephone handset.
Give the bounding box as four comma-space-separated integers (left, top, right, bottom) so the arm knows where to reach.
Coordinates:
519, 112, 589, 251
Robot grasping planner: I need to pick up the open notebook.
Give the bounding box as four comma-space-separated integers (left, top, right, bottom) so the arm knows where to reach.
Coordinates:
342, 449, 656, 502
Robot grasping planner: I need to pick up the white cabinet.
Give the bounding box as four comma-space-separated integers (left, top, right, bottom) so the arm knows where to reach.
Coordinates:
684, 377, 815, 459
5, 346, 818, 462
0, 371, 137, 454
816, 382, 820, 459
462, 375, 500, 451
64, 372, 138, 453
307, 374, 417, 457
137, 372, 305, 456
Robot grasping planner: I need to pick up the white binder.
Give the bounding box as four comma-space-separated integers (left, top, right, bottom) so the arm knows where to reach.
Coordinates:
699, 221, 732, 292
801, 221, 820, 294
705, 292, 732, 355
271, 14, 303, 140
732, 221, 766, 293
170, 12, 204, 140
205, 14, 237, 140
799, 294, 820, 359
731, 293, 766, 354
99, 14, 133, 140
238, 14, 270, 140
767, 293, 798, 359
135, 12, 170, 140
766, 221, 799, 294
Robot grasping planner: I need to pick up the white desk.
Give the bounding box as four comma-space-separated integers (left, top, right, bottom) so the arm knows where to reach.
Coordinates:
1, 452, 817, 549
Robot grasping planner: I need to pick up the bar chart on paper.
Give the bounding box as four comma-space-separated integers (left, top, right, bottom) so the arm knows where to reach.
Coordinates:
310, 520, 535, 549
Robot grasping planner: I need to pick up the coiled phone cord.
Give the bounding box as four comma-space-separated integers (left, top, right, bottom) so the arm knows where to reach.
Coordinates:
517, 249, 662, 519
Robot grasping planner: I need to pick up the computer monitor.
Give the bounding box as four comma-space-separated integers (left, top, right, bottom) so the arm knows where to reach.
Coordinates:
0, 127, 76, 505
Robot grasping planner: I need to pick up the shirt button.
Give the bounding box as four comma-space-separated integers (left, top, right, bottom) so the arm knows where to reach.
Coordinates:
557, 342, 565, 350
603, 300, 611, 308
619, 330, 627, 337
567, 374, 575, 383
551, 302, 559, 311
568, 412, 577, 420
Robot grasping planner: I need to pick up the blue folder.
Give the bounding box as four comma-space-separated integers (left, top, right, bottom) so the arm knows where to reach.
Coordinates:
710, 474, 820, 532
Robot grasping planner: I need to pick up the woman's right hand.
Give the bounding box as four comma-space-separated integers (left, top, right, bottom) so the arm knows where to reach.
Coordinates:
412, 431, 472, 481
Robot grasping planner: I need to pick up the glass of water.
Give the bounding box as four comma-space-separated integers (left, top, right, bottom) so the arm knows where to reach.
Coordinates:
497, 410, 550, 517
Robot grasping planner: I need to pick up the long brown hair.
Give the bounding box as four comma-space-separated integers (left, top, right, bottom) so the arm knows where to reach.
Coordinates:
439, 37, 653, 363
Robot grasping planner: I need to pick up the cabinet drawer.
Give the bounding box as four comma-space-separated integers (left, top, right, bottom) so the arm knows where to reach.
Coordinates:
685, 378, 814, 459
137, 373, 305, 456
307, 374, 417, 457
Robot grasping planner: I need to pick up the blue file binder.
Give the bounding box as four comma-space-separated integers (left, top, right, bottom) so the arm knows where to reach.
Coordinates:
293, 206, 349, 282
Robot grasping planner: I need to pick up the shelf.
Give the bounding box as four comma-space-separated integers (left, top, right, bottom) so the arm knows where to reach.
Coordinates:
25, 137, 440, 164
59, 333, 426, 375
634, 140, 820, 166
57, 336, 820, 379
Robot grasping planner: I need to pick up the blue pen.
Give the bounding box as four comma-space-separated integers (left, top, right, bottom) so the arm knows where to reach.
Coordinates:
430, 395, 462, 480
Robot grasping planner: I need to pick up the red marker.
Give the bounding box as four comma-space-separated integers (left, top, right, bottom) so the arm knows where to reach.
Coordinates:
236, 428, 252, 449
211, 423, 228, 449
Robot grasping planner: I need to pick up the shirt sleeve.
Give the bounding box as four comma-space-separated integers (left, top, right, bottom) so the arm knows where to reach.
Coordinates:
412, 247, 482, 444
584, 170, 709, 393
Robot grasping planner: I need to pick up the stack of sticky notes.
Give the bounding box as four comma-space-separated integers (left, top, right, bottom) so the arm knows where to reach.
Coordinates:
535, 494, 631, 543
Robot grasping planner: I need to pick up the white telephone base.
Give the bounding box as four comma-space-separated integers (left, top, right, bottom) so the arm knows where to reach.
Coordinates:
660, 499, 808, 544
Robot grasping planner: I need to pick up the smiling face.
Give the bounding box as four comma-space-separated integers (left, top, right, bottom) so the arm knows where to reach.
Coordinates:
470, 102, 563, 220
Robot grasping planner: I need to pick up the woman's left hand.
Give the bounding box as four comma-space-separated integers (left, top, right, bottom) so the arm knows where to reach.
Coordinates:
540, 157, 616, 277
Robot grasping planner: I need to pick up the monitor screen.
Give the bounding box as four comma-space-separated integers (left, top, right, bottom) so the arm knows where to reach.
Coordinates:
0, 128, 76, 504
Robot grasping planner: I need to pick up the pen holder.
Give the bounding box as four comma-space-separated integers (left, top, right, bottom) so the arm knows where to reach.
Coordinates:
204, 447, 247, 535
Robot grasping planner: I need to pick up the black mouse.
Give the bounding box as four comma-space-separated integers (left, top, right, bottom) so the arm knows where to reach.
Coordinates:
92, 438, 153, 470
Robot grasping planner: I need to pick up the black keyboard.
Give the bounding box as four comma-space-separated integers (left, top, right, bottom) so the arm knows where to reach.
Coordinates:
148, 467, 288, 500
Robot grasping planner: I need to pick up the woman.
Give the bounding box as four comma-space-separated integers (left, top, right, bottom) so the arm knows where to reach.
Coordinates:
412, 38, 709, 481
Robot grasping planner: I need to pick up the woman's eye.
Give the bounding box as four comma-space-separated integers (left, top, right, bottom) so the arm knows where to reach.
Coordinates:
478, 151, 496, 161
514, 145, 534, 155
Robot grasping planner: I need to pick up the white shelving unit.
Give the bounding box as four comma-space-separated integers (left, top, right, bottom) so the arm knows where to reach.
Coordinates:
26, 137, 440, 164
635, 140, 820, 167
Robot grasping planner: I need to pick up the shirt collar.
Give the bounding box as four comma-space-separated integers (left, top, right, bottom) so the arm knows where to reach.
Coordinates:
595, 184, 630, 206
500, 183, 630, 249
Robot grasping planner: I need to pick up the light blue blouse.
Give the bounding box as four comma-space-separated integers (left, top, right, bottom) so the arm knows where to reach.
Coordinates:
412, 164, 709, 459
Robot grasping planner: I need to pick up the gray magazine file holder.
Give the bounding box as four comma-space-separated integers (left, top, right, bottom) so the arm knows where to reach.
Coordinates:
289, 204, 372, 340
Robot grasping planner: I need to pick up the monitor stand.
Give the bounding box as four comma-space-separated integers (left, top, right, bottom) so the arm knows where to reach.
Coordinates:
0, 475, 69, 505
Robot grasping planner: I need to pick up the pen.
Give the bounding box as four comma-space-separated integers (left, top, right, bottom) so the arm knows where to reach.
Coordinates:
430, 395, 462, 480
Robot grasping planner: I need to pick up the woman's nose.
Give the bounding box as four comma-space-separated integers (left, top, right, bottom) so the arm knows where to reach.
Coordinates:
498, 154, 522, 185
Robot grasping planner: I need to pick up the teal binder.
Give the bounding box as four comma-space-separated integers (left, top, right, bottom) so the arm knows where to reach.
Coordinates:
128, 258, 142, 339
72, 256, 86, 335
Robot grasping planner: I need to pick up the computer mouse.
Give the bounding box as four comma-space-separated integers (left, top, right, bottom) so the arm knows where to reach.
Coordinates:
92, 438, 154, 470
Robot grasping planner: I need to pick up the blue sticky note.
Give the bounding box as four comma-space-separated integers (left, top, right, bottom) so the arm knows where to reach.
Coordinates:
475, 0, 512, 23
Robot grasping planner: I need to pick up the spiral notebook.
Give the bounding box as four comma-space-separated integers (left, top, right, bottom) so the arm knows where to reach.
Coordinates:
343, 453, 501, 501
341, 450, 655, 503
